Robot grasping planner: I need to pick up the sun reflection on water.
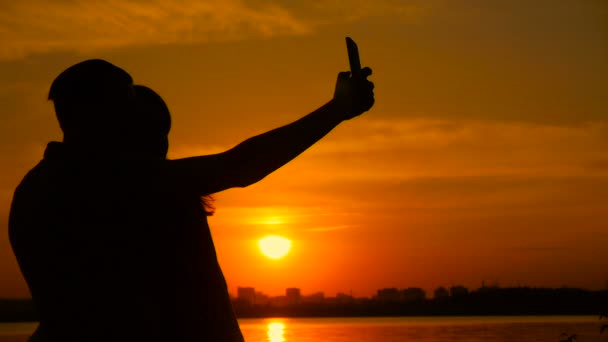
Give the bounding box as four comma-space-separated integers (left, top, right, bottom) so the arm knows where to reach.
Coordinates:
267, 321, 286, 342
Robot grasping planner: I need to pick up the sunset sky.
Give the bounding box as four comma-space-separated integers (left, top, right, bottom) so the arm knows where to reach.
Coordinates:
0, 0, 607, 298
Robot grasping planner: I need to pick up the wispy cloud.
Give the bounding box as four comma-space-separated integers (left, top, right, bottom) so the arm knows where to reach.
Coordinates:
304, 225, 352, 232
507, 245, 569, 253
0, 0, 431, 60
0, 0, 311, 60
305, 118, 608, 180
588, 159, 608, 171
304, 0, 427, 24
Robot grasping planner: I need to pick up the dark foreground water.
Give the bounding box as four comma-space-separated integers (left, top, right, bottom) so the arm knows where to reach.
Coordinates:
1, 316, 606, 341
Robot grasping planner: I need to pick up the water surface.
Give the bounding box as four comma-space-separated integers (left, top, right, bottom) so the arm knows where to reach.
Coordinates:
1, 316, 606, 341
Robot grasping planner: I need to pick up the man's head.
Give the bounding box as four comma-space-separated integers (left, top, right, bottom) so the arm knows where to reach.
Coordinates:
48, 59, 135, 147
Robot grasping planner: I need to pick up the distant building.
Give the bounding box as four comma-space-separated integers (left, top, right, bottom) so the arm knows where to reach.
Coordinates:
237, 287, 256, 304
377, 288, 400, 303
271, 296, 289, 307
335, 292, 354, 304
450, 285, 469, 297
255, 291, 270, 305
302, 292, 325, 304
434, 286, 449, 300
286, 288, 301, 304
401, 287, 426, 302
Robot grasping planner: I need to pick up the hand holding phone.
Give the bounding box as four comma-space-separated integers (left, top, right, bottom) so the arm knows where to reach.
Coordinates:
332, 37, 374, 119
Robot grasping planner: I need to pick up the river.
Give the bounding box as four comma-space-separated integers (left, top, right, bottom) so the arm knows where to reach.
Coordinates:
0, 316, 605, 341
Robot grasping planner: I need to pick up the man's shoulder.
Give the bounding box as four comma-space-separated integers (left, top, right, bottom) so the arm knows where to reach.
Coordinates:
9, 158, 59, 240
15, 160, 49, 193
13, 143, 77, 201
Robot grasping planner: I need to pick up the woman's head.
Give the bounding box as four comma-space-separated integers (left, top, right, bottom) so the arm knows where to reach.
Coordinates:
132, 85, 171, 160
131, 85, 214, 215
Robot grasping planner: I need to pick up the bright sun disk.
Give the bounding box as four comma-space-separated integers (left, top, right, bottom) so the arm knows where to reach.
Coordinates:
258, 235, 292, 259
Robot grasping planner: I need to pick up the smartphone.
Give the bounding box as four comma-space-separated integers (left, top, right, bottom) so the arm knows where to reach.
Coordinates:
346, 37, 362, 78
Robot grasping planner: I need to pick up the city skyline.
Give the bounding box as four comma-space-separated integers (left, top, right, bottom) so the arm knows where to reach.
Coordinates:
230, 280, 606, 301
227, 284, 607, 318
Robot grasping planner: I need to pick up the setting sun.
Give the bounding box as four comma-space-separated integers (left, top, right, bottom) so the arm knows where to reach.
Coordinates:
258, 235, 292, 260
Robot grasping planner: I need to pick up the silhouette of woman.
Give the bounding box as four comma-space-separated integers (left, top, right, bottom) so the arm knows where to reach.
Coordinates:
129, 85, 234, 340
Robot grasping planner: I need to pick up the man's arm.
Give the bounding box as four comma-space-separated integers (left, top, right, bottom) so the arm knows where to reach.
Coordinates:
166, 69, 374, 195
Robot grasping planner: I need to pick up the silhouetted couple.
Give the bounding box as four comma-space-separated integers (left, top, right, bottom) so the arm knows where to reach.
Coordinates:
9, 59, 374, 341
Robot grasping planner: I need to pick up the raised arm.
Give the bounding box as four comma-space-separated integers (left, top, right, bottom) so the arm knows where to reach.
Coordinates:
166, 68, 375, 195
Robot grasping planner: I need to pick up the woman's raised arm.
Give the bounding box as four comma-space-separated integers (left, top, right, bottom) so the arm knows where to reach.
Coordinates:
165, 69, 374, 195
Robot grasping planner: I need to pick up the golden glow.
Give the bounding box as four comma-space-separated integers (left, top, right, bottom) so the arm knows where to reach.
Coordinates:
258, 235, 292, 260
259, 216, 284, 225
267, 322, 286, 342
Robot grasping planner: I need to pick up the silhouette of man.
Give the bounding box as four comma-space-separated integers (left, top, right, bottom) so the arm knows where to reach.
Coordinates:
9, 59, 374, 341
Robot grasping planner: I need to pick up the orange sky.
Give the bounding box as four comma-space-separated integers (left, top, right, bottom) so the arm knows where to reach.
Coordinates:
0, 0, 607, 298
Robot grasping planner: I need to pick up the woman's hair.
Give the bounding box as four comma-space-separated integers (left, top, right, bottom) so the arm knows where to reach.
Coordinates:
133, 85, 171, 135
134, 85, 214, 215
